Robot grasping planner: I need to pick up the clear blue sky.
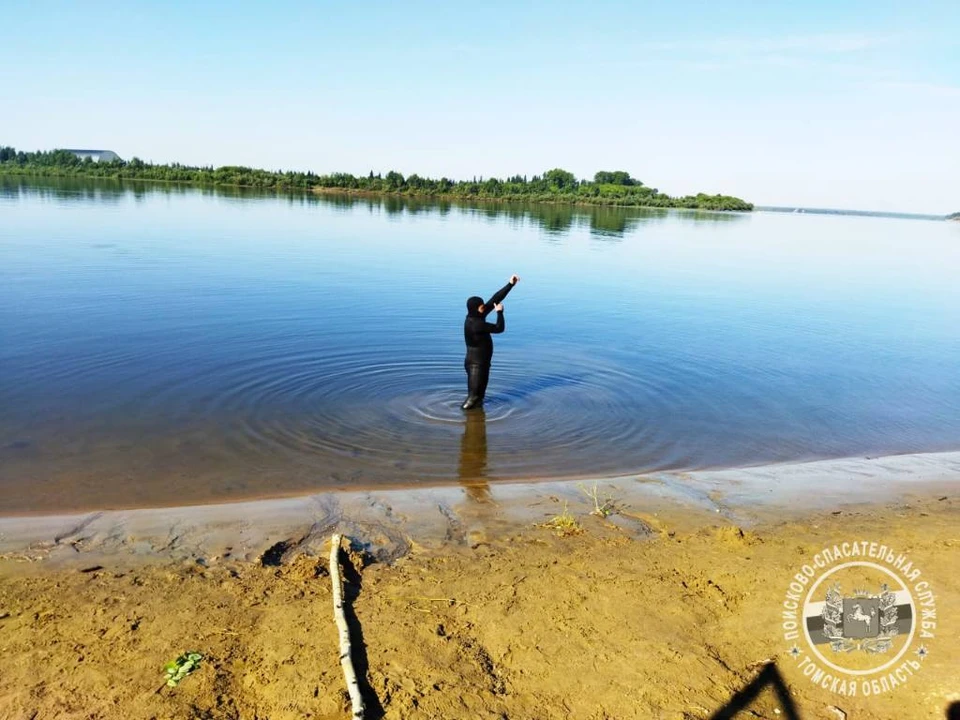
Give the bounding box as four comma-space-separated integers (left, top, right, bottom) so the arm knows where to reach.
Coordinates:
3, 1, 958, 213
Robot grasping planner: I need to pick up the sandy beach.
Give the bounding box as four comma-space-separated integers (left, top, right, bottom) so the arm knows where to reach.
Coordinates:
5, 4, 960, 718
2, 453, 959, 719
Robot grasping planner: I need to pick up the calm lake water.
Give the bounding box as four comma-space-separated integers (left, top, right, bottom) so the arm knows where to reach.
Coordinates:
2, 177, 959, 513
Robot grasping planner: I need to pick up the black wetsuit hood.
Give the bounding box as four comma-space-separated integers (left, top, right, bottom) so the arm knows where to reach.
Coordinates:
466, 296, 484, 317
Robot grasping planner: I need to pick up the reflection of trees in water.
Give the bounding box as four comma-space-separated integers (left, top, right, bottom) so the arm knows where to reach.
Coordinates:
1, 176, 252, 205
680, 209, 748, 224
585, 206, 670, 238
5, 179, 748, 238
532, 204, 576, 235
380, 196, 450, 217
0, 176, 127, 205
2, 176, 324, 203
587, 207, 631, 237
383, 196, 406, 216
4, 177, 346, 215
458, 409, 491, 503
309, 193, 747, 239
311, 193, 356, 211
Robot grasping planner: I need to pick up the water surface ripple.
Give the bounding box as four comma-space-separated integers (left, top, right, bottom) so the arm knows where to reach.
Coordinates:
2, 178, 960, 513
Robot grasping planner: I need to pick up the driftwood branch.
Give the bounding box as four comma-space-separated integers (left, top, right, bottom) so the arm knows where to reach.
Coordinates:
330, 533, 365, 719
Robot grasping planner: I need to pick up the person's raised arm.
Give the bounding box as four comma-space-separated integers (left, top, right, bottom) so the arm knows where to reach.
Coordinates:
484, 303, 505, 333
482, 274, 520, 317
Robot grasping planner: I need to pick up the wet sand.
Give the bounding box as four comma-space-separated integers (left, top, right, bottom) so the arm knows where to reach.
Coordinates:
1, 453, 959, 718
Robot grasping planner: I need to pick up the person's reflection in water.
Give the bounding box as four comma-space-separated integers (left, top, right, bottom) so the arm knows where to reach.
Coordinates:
458, 408, 492, 503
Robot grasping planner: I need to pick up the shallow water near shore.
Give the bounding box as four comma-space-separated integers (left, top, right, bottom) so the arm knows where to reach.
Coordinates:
2, 177, 960, 513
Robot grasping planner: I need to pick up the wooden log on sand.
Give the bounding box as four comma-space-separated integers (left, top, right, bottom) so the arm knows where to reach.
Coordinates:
330, 533, 365, 719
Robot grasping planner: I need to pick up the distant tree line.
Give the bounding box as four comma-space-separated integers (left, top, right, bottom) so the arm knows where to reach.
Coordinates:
948, 212, 960, 221
0, 146, 753, 211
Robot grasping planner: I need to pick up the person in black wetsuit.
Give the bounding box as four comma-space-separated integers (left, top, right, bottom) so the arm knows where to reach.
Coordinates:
462, 274, 520, 410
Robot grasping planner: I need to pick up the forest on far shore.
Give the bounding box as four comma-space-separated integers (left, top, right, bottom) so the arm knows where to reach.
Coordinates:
0, 146, 754, 211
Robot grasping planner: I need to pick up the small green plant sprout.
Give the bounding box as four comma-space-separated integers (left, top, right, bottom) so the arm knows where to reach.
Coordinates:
163, 651, 203, 687
578, 481, 616, 518
538, 502, 583, 537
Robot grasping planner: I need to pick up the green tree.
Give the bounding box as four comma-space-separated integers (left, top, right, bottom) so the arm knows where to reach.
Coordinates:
0, 145, 753, 211
384, 170, 405, 189
594, 170, 637, 186
544, 168, 577, 190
